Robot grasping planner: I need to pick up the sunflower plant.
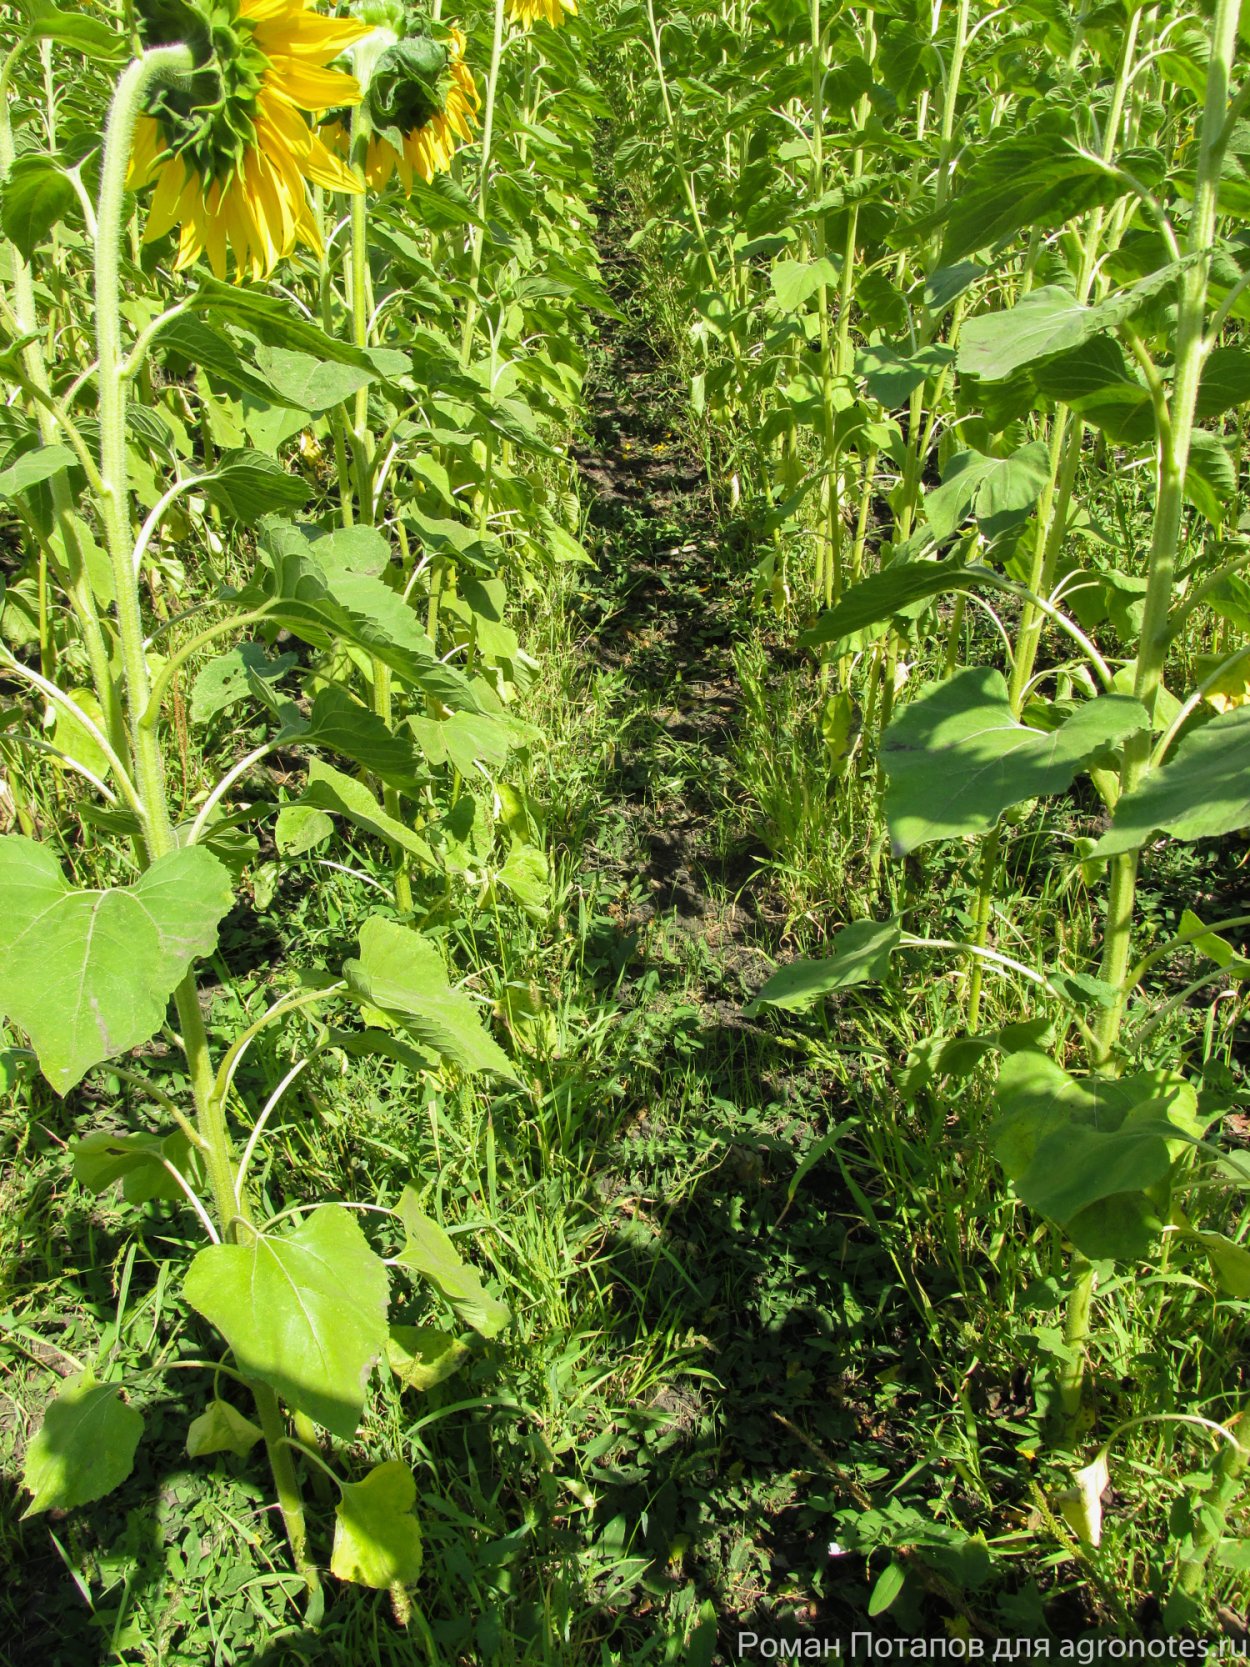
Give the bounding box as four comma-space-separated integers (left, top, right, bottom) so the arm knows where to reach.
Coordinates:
0, 0, 608, 1618
0, 0, 537, 1614
129, 0, 370, 278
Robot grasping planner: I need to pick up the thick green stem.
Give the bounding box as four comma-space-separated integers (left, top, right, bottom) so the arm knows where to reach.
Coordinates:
1094, 0, 1239, 1065
93, 41, 316, 1599
1057, 1259, 1096, 1446
934, 0, 971, 217
965, 823, 1001, 1031
1007, 415, 1081, 712
252, 1380, 322, 1601
346, 105, 414, 913
96, 51, 240, 1231
460, 0, 507, 366
96, 47, 193, 843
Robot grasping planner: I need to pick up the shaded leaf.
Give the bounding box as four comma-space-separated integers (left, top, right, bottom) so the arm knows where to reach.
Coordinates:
72, 1129, 190, 1204
924, 442, 1051, 541
0, 443, 75, 500
1, 156, 76, 262
386, 1324, 471, 1391
291, 687, 427, 792
22, 1370, 142, 1515
253, 346, 375, 414
799, 560, 990, 651
190, 641, 296, 724
1094, 707, 1250, 855
770, 257, 840, 312
250, 520, 480, 711
297, 758, 435, 866
203, 449, 310, 523
744, 919, 902, 1015
274, 803, 335, 857
882, 669, 1147, 854
186, 1399, 263, 1459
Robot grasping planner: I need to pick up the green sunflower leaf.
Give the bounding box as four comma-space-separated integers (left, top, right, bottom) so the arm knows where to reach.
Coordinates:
1, 156, 77, 262
881, 669, 1149, 854
343, 918, 518, 1082
394, 1187, 511, 1338
331, 1461, 424, 1588
0, 839, 233, 1093
183, 1205, 390, 1440
22, 1370, 143, 1515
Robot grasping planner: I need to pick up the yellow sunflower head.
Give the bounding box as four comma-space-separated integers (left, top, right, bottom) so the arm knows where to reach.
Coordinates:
351, 18, 479, 192
506, 0, 576, 31
128, 0, 371, 281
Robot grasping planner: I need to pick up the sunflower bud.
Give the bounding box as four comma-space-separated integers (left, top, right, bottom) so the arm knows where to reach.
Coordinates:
342, 11, 478, 192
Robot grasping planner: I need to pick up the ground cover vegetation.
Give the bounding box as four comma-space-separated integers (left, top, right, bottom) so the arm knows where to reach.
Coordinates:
3, 0, 1250, 1656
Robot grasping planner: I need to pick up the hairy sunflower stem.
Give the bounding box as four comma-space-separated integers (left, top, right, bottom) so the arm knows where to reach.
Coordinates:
346, 104, 414, 915
460, 0, 508, 366
1094, 0, 1239, 1065
95, 47, 239, 1236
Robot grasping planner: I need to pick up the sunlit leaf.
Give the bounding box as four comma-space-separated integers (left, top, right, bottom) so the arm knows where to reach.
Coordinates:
184, 1206, 389, 1440
394, 1186, 510, 1338
331, 1461, 423, 1588
343, 918, 518, 1081
0, 839, 232, 1092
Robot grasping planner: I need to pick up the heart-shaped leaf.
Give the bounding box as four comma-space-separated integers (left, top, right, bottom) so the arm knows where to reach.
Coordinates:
0, 839, 233, 1092
1, 155, 77, 263
186, 1399, 263, 1459
184, 1205, 389, 1439
990, 1051, 1199, 1257
924, 441, 1051, 542
386, 1325, 471, 1390
331, 1461, 423, 1588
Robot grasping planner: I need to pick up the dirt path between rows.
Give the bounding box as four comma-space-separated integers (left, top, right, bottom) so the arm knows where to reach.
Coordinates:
552, 163, 888, 1658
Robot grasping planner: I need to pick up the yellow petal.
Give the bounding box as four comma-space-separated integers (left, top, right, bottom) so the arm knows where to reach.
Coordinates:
268, 58, 363, 113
